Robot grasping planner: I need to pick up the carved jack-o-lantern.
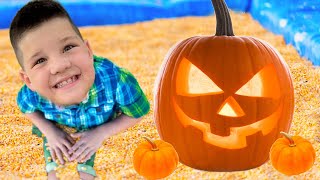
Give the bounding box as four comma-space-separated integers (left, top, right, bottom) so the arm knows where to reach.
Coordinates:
154, 0, 294, 171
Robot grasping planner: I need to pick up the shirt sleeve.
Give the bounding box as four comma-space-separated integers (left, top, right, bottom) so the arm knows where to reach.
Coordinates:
115, 67, 150, 118
16, 85, 39, 114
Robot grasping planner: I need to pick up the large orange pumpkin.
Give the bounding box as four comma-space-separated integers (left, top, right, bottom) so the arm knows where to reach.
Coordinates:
154, 0, 294, 171
270, 132, 316, 175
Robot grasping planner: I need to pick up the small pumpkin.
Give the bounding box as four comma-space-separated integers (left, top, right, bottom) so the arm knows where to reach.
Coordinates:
269, 132, 316, 176
133, 137, 179, 179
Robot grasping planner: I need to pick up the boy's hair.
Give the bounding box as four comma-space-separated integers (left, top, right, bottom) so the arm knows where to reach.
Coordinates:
9, 0, 83, 68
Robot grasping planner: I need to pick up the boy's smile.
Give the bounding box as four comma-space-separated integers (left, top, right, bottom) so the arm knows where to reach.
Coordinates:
18, 17, 95, 106
53, 74, 80, 89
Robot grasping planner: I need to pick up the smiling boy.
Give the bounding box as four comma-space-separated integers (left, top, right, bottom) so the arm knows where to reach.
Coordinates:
9, 0, 150, 179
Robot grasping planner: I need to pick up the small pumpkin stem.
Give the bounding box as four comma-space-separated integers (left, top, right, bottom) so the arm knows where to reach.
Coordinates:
143, 137, 159, 151
211, 0, 234, 36
280, 131, 296, 147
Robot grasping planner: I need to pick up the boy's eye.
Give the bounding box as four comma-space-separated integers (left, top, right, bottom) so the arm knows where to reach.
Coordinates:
34, 58, 46, 66
63, 45, 75, 52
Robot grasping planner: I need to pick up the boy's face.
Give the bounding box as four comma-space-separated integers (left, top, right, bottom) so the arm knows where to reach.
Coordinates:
19, 17, 95, 106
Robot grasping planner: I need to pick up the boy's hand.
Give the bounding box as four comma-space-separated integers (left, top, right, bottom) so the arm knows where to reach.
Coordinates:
69, 128, 104, 162
68, 114, 141, 163
45, 126, 75, 165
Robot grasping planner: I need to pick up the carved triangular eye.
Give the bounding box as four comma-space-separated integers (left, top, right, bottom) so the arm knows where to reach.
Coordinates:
235, 65, 280, 98
176, 57, 223, 96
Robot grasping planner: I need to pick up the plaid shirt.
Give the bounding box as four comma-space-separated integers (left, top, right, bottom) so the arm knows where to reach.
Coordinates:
17, 55, 150, 130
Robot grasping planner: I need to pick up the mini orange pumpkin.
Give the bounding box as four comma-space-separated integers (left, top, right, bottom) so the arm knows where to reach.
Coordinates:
133, 137, 179, 179
269, 132, 316, 176
154, 0, 294, 171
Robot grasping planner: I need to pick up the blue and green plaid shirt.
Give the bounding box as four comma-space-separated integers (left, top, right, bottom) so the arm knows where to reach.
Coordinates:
17, 55, 150, 130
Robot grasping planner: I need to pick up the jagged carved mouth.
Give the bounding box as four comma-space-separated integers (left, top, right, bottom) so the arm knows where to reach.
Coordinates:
173, 98, 283, 149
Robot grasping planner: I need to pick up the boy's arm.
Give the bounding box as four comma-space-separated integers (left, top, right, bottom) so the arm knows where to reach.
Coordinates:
69, 114, 141, 162
69, 66, 149, 162
25, 111, 74, 164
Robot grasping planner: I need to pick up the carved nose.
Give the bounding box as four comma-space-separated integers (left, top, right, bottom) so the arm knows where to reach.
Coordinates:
218, 96, 245, 117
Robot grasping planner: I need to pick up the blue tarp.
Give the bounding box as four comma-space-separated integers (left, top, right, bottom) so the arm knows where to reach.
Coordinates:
0, 0, 212, 29
0, 0, 248, 29
250, 0, 320, 65
0, 0, 319, 65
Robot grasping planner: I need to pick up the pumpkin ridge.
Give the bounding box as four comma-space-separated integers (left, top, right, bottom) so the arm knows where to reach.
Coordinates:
160, 145, 178, 162
297, 141, 316, 161
161, 143, 179, 173
250, 38, 275, 67
258, 38, 294, 93
154, 36, 197, 137
259, 39, 295, 110
162, 150, 178, 175
184, 37, 203, 59
169, 38, 194, 62
294, 144, 311, 174
292, 136, 305, 144
154, 145, 176, 179
142, 151, 157, 178
256, 39, 295, 104
305, 143, 316, 161
271, 144, 287, 170
261, 41, 285, 73
153, 149, 163, 178
241, 37, 276, 81
279, 147, 296, 175
240, 38, 255, 79
134, 147, 150, 174
292, 146, 305, 174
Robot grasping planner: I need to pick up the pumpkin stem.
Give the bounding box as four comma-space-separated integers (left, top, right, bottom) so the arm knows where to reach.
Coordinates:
280, 131, 296, 147
211, 0, 234, 36
143, 137, 159, 151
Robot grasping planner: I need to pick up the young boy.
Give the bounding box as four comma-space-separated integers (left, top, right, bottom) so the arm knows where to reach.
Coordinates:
9, 0, 150, 179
